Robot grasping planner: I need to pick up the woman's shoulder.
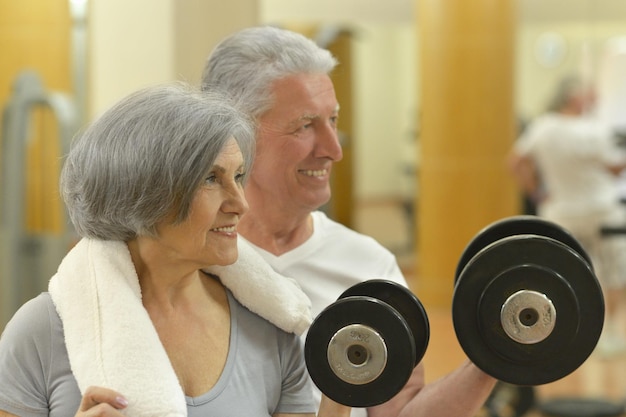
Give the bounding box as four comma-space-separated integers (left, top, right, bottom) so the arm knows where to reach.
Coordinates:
0, 293, 81, 417
4, 293, 55, 327
1, 293, 59, 347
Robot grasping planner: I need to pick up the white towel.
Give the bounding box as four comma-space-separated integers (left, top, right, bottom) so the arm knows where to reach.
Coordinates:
204, 237, 312, 336
48, 238, 312, 416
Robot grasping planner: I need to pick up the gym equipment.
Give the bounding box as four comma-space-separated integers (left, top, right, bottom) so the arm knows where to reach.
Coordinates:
454, 215, 592, 280
305, 279, 429, 407
538, 397, 625, 417
453, 216, 605, 386
1, 71, 78, 328
479, 382, 536, 417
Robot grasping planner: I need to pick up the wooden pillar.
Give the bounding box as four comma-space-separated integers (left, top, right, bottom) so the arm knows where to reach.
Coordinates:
415, 0, 519, 309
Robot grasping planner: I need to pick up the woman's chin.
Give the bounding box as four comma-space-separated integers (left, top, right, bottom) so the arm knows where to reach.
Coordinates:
214, 251, 239, 267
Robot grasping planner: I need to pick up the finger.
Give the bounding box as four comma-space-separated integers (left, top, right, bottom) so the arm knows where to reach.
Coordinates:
79, 386, 128, 412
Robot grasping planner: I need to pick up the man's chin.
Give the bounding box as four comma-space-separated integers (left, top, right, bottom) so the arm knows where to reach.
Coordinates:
305, 190, 332, 210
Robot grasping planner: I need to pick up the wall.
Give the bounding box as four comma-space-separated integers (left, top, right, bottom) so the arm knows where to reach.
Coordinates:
174, 0, 259, 88
517, 21, 626, 120
88, 0, 174, 118
353, 25, 417, 200
88, 0, 257, 119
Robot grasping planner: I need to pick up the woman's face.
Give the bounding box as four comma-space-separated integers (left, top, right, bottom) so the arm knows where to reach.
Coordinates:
155, 137, 249, 269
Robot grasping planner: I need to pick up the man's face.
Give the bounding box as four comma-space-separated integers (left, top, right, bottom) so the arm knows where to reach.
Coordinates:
249, 73, 343, 214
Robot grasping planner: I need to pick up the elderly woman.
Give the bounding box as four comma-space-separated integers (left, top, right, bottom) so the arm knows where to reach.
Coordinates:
0, 83, 349, 417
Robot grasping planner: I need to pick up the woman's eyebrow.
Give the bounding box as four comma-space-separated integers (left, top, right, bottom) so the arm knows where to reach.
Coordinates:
209, 162, 245, 174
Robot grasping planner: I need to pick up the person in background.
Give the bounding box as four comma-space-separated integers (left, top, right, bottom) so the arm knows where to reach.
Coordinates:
202, 25, 497, 417
0, 82, 349, 417
508, 75, 626, 357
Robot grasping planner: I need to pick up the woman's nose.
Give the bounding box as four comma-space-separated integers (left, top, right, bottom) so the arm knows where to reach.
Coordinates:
223, 183, 249, 215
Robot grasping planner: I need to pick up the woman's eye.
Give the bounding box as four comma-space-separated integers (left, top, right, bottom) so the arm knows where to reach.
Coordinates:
205, 174, 217, 184
235, 172, 246, 183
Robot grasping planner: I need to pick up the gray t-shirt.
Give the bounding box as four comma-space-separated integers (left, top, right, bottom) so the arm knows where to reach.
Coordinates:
0, 292, 315, 416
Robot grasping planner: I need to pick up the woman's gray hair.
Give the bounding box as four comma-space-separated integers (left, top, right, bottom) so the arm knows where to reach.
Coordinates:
60, 82, 255, 241
201, 25, 338, 118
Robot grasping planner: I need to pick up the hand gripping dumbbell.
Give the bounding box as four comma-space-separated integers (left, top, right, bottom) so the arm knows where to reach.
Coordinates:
452, 215, 605, 386
305, 279, 429, 407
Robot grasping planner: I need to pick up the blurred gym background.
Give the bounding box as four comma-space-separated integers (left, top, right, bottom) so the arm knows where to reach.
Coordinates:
2, 2, 626, 414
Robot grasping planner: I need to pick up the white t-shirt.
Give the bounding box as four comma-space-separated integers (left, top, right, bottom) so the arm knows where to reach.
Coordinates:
514, 113, 626, 287
515, 113, 625, 225
244, 211, 408, 417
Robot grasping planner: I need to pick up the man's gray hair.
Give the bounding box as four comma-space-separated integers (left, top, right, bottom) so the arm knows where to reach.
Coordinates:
60, 82, 255, 241
201, 26, 338, 118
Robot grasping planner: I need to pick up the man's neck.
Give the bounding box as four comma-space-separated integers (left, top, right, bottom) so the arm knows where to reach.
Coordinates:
239, 207, 314, 256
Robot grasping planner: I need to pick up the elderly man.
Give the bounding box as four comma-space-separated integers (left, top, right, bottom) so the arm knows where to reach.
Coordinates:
202, 25, 497, 417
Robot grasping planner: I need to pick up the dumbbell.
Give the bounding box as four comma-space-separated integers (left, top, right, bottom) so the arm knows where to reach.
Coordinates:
453, 215, 605, 386
305, 279, 429, 407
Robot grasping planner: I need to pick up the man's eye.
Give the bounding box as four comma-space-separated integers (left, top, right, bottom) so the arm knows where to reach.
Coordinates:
235, 172, 246, 183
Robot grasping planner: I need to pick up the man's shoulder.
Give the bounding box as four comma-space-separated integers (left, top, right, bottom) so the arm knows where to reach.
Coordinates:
312, 211, 394, 254
313, 210, 378, 238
